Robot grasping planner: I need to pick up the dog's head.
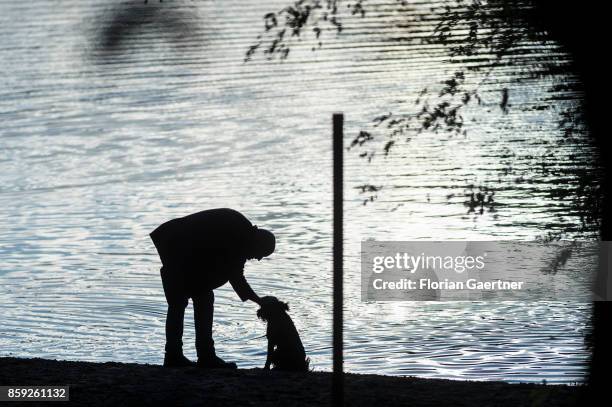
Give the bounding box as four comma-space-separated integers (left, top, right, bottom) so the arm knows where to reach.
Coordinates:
257, 296, 289, 322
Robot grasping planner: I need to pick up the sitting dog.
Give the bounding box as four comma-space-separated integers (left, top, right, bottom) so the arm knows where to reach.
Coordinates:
257, 296, 309, 371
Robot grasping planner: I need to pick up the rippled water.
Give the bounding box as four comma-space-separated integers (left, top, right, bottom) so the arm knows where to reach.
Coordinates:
0, 0, 597, 383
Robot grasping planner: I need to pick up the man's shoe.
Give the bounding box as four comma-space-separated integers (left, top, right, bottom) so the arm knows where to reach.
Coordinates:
164, 352, 196, 368
197, 355, 237, 369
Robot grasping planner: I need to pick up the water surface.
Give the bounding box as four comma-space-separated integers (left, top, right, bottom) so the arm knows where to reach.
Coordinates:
0, 0, 596, 383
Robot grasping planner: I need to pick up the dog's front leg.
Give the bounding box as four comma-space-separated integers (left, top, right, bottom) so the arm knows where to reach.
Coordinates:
264, 340, 274, 369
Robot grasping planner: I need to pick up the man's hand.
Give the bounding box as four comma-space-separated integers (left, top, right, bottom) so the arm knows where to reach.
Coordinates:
250, 293, 262, 305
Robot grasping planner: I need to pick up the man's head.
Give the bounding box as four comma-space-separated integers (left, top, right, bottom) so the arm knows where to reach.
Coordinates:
248, 227, 275, 260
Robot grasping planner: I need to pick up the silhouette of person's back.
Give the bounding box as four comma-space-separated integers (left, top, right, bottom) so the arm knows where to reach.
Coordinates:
150, 208, 275, 368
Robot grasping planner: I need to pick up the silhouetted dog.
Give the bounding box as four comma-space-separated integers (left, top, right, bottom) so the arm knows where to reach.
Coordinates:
257, 296, 309, 371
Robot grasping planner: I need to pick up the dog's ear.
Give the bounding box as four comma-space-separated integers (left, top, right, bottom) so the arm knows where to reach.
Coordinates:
280, 301, 289, 312
257, 307, 266, 321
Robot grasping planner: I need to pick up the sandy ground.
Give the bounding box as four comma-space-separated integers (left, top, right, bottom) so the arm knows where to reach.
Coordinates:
0, 357, 583, 406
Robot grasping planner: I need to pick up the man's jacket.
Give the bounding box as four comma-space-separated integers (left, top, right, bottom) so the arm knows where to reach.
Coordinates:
150, 208, 257, 300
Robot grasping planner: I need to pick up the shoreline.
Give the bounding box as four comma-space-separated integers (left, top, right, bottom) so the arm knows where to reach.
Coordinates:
0, 357, 583, 406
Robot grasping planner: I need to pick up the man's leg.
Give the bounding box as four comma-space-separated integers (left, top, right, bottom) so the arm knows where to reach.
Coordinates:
160, 266, 193, 367
193, 290, 215, 360
165, 299, 188, 355
193, 290, 237, 369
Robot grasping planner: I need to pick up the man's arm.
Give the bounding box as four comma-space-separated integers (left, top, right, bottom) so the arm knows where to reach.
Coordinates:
229, 273, 261, 304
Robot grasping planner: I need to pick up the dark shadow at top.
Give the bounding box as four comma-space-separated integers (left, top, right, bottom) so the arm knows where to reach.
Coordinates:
91, 1, 206, 63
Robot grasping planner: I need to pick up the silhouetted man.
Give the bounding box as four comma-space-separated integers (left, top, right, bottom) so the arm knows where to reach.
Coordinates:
150, 208, 275, 368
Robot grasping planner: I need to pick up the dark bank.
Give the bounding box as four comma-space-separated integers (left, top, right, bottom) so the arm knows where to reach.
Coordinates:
0, 358, 581, 406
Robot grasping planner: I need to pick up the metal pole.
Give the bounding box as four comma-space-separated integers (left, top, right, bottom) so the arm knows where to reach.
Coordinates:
332, 113, 344, 407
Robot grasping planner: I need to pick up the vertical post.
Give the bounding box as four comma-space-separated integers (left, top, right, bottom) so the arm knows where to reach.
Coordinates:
332, 113, 344, 407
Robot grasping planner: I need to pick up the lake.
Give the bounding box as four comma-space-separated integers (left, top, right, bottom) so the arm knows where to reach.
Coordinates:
0, 0, 598, 383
